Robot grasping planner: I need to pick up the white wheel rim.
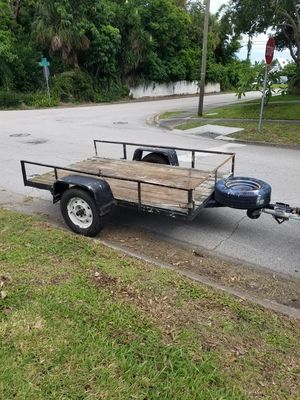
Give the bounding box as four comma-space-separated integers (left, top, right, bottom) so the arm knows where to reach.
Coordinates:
67, 197, 93, 229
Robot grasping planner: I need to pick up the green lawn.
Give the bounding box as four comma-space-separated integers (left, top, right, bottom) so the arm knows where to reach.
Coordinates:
159, 111, 185, 119
202, 95, 300, 120
228, 121, 300, 145
264, 94, 300, 102
175, 120, 300, 145
204, 103, 299, 120
0, 209, 300, 399
169, 94, 300, 145
175, 120, 206, 130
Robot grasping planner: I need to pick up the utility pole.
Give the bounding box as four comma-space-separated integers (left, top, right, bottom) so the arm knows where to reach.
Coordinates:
198, 0, 210, 116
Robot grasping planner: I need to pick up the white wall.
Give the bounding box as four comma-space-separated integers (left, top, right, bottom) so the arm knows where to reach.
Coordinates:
129, 81, 220, 99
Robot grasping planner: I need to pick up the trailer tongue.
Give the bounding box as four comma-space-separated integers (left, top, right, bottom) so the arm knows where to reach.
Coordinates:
262, 203, 300, 224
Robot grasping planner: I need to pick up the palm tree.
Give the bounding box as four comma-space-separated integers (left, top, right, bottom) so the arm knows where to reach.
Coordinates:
33, 0, 90, 67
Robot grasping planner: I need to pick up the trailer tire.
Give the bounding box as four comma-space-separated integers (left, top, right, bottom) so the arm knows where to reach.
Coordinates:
215, 177, 271, 210
141, 153, 169, 164
60, 187, 103, 237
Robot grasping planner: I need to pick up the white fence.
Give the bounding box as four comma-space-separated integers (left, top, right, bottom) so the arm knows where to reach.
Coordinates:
129, 81, 220, 99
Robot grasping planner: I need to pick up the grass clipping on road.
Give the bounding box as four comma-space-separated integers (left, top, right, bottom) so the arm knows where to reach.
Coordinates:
0, 210, 299, 399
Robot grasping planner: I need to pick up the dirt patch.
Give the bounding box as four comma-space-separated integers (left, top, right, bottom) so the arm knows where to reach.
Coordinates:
101, 224, 300, 310
90, 267, 205, 342
92, 270, 118, 288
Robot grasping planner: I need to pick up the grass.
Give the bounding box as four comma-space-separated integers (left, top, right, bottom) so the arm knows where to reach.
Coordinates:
272, 84, 288, 89
0, 209, 300, 399
203, 103, 299, 120
202, 94, 300, 120
159, 111, 185, 119
227, 121, 300, 145
250, 94, 300, 103
175, 120, 300, 145
175, 121, 205, 130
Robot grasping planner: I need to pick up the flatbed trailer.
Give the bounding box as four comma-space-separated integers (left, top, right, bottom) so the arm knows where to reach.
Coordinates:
21, 140, 300, 236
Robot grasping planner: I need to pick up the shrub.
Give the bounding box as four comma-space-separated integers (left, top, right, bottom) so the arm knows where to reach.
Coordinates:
22, 92, 59, 107
206, 63, 230, 91
0, 91, 22, 108
53, 69, 95, 102
94, 79, 129, 102
288, 67, 300, 95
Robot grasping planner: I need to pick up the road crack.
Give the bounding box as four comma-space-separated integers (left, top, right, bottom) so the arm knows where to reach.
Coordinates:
213, 216, 246, 251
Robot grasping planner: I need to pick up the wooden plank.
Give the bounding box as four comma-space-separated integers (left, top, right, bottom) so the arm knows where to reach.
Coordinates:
28, 157, 222, 211
30, 171, 192, 209
67, 158, 211, 190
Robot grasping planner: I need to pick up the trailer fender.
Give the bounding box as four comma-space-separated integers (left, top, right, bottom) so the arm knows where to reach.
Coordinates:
52, 175, 114, 216
133, 147, 179, 166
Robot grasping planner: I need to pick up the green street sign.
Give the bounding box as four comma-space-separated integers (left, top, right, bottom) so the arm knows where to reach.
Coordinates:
38, 57, 51, 101
38, 57, 50, 68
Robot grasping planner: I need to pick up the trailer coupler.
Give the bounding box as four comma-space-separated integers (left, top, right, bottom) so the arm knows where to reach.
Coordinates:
262, 202, 300, 224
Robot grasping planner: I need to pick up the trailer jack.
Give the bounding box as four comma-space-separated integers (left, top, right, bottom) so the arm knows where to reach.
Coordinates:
262, 203, 300, 224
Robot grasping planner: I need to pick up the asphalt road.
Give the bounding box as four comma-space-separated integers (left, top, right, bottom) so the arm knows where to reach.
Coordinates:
0, 92, 299, 278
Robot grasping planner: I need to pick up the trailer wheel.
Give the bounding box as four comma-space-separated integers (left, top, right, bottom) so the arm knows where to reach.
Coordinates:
60, 187, 103, 237
141, 153, 169, 164
215, 177, 271, 210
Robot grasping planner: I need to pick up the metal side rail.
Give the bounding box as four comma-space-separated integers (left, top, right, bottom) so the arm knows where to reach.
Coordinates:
262, 202, 300, 224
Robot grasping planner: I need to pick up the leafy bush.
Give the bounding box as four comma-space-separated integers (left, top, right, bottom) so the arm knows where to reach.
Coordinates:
0, 90, 59, 109
235, 61, 282, 104
281, 62, 297, 82
0, 91, 22, 108
94, 79, 129, 102
22, 92, 59, 107
53, 70, 95, 102
288, 69, 300, 95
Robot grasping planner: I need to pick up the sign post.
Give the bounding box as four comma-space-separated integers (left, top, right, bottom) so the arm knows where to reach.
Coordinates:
39, 57, 51, 101
258, 37, 275, 131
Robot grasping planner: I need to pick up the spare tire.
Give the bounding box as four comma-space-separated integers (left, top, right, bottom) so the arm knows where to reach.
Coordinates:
141, 153, 169, 164
215, 176, 271, 210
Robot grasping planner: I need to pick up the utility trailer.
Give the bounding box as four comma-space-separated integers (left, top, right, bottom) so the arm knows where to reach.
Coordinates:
21, 140, 300, 236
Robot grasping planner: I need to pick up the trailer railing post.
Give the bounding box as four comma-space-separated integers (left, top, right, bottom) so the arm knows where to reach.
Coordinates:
94, 140, 98, 157
138, 182, 142, 208
123, 144, 127, 160
20, 161, 28, 186
191, 151, 195, 169
231, 155, 235, 175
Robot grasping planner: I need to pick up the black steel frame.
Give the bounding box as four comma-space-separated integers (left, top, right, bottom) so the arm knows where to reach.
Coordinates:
93, 139, 236, 174
21, 140, 236, 220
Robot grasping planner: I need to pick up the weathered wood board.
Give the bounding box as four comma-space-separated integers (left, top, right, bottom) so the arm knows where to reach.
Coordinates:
29, 157, 220, 211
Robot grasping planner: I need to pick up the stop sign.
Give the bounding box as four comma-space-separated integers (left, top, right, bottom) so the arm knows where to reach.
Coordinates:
265, 37, 275, 65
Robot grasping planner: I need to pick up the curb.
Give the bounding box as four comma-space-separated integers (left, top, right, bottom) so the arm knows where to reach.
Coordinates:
146, 113, 160, 127
99, 239, 300, 321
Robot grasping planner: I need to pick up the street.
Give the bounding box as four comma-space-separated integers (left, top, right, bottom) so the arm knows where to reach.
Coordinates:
0, 92, 299, 278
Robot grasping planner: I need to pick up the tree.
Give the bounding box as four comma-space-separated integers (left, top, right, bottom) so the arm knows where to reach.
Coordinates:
230, 0, 300, 92
33, 0, 91, 67
114, 0, 192, 83
230, 0, 300, 68
212, 6, 242, 64
0, 30, 17, 88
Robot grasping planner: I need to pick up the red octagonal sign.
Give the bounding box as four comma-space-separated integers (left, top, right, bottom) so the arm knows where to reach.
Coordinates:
265, 37, 275, 65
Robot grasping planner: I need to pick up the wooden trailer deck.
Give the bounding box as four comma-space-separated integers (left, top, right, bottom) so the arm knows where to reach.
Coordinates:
28, 157, 224, 212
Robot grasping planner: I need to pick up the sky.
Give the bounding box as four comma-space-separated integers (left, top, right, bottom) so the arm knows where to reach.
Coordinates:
210, 0, 292, 64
